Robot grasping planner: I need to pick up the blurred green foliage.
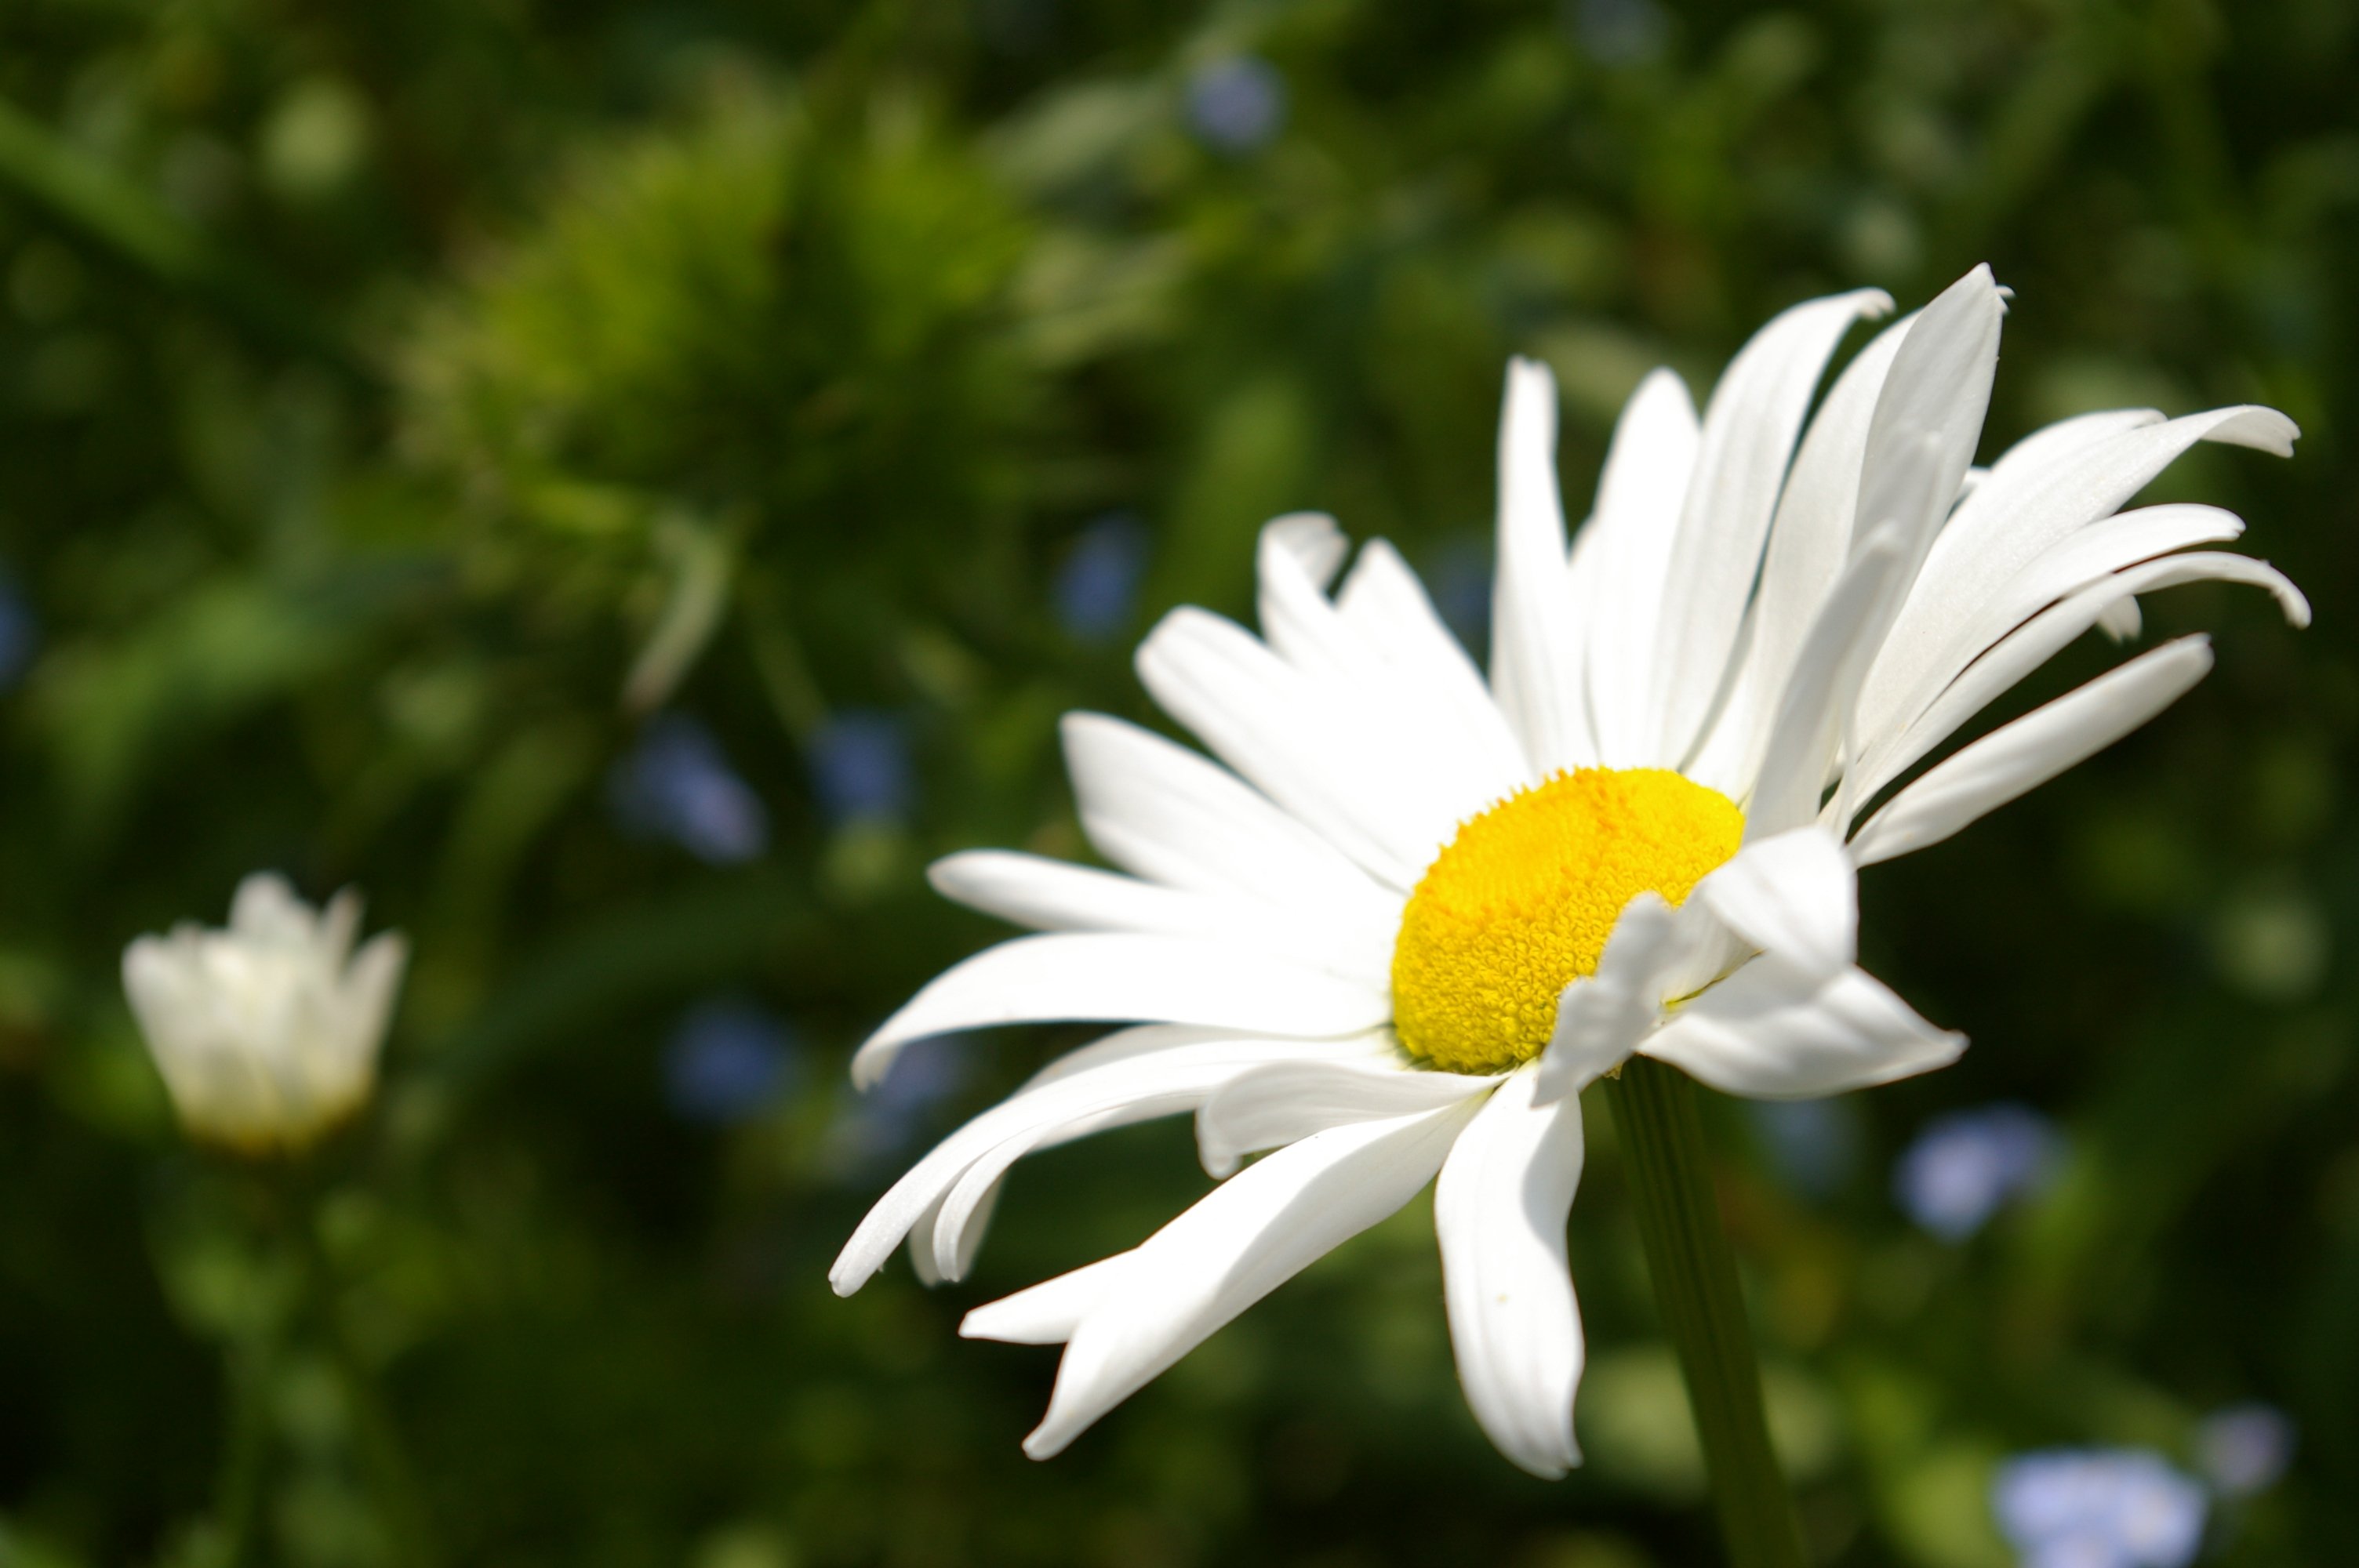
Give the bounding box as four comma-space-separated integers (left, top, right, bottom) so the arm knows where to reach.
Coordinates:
0, 0, 2354, 1563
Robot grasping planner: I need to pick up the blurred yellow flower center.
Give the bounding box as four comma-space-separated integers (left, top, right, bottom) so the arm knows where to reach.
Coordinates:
1390, 768, 1743, 1074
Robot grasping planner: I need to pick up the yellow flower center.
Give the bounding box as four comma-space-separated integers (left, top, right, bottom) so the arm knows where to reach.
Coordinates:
1390, 768, 1744, 1073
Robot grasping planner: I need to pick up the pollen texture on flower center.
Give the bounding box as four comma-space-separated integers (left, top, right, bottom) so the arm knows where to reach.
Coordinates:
1391, 768, 1744, 1074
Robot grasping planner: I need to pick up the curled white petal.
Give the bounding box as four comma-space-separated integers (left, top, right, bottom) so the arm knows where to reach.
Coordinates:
1844, 550, 2305, 818
1860, 401, 2298, 748
962, 1253, 1137, 1345
1195, 1054, 1496, 1178
1535, 893, 1692, 1105
1640, 956, 1965, 1098
1016, 1100, 1480, 1458
1696, 827, 1857, 982
1852, 636, 2216, 866
831, 1030, 1394, 1293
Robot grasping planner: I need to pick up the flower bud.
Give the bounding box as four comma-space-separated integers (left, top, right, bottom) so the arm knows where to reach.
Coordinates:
123, 873, 408, 1154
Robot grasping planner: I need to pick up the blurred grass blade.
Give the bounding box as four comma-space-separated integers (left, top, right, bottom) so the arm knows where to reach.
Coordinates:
0, 93, 369, 379
622, 514, 737, 715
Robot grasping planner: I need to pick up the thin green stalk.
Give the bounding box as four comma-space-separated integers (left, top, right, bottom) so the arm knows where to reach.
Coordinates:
213, 1336, 272, 1568
1604, 1058, 1808, 1568
294, 1192, 440, 1568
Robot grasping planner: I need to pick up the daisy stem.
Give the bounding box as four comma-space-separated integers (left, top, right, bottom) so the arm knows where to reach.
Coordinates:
1605, 1058, 1807, 1568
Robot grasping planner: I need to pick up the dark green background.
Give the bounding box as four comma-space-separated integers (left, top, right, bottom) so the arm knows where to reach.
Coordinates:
0, 0, 2351, 1563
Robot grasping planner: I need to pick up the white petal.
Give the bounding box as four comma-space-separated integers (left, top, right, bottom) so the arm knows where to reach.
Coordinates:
1011, 1023, 1375, 1090
1847, 552, 2307, 815
925, 849, 1391, 986
1972, 407, 2166, 479
338, 931, 408, 1065
1696, 827, 1856, 981
1859, 402, 2297, 750
1196, 1055, 1496, 1176
1851, 636, 2215, 866
1136, 608, 1442, 886
1983, 500, 2245, 619
1559, 509, 1607, 768
1858, 495, 2248, 762
1060, 711, 1401, 924
1757, 266, 2008, 797
318, 888, 363, 967
1334, 539, 1532, 802
122, 936, 203, 1058
1256, 514, 1372, 685
1849, 267, 2006, 579
929, 848, 1202, 932
1580, 367, 1702, 769
832, 1032, 1394, 1292
1020, 1100, 1480, 1457
230, 872, 314, 945
909, 1174, 1004, 1286
926, 1147, 1028, 1283
1263, 510, 1350, 591
1692, 314, 1912, 788
1256, 521, 1525, 822
962, 1253, 1137, 1345
1646, 289, 1891, 765
850, 934, 1390, 1089
1743, 520, 1914, 836
1436, 1067, 1587, 1478
1640, 956, 1965, 1098
1535, 893, 1691, 1105
1489, 358, 1594, 775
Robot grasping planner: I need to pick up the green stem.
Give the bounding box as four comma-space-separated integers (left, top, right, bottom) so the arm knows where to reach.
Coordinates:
1604, 1058, 1808, 1568
295, 1199, 440, 1568
213, 1336, 272, 1567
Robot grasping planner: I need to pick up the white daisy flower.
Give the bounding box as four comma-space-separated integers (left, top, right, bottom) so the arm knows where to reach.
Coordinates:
831, 266, 2306, 1475
124, 873, 409, 1156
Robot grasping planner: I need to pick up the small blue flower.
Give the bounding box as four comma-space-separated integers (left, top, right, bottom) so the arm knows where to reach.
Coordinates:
2195, 1403, 2295, 1498
664, 998, 800, 1125
1055, 511, 1151, 644
1993, 1449, 2207, 1568
1186, 56, 1287, 154
0, 570, 37, 690
1892, 1101, 2059, 1240
808, 710, 914, 826
610, 714, 770, 864
1748, 1096, 1859, 1199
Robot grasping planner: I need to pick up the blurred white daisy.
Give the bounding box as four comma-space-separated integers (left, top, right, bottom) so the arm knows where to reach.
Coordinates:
124, 873, 409, 1155
832, 266, 2306, 1474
